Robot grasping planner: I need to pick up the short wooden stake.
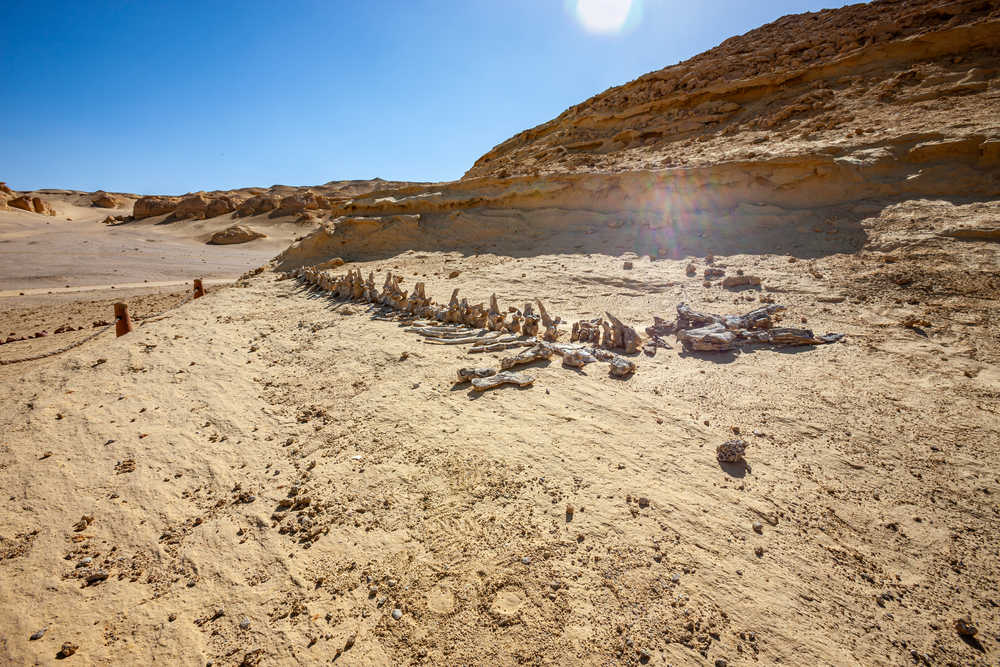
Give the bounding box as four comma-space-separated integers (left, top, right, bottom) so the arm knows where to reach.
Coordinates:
114, 303, 133, 337
193, 278, 205, 299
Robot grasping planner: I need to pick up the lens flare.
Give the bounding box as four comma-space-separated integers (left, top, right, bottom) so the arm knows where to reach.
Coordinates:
574, 0, 634, 34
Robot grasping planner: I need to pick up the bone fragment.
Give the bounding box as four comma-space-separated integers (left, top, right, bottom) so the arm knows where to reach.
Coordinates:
471, 371, 535, 392
500, 343, 553, 370
456, 367, 496, 383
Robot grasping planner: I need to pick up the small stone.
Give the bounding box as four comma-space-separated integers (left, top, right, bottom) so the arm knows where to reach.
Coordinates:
448, 270, 460, 279
637, 497, 649, 509
671, 573, 681, 583
521, 556, 531, 565
86, 569, 109, 585
565, 504, 574, 521
239, 617, 251, 630
955, 616, 977, 637
752, 521, 763, 534
391, 608, 403, 620
716, 439, 748, 463
29, 628, 46, 640
715, 660, 728, 667
168, 614, 177, 622
57, 643, 78, 659
623, 261, 633, 270
754, 546, 764, 557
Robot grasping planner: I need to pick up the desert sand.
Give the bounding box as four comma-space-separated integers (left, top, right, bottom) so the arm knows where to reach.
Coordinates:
1, 0, 999, 665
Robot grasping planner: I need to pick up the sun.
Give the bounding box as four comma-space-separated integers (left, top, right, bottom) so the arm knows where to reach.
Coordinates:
573, 0, 634, 34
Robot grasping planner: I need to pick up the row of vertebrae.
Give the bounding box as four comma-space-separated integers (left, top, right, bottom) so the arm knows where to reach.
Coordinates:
570, 312, 643, 354
295, 266, 569, 341
296, 265, 647, 359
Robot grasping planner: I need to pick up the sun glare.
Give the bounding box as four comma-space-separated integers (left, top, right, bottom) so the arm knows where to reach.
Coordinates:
574, 0, 634, 34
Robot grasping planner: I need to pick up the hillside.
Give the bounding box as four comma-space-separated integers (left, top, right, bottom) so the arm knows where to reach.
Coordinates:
465, 0, 1000, 178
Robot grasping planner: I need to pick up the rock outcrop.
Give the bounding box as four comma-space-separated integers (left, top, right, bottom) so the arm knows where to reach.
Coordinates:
169, 194, 209, 220
206, 195, 240, 218
91, 191, 119, 208
133, 196, 180, 220
235, 195, 280, 217
272, 192, 328, 217
208, 224, 267, 245
7, 195, 55, 216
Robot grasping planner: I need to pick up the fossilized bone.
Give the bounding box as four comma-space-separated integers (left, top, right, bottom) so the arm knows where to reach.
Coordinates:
500, 343, 553, 370
455, 367, 496, 383
522, 303, 540, 337
463, 301, 488, 329
676, 303, 785, 332
471, 371, 534, 392
562, 349, 594, 368
677, 323, 739, 351
536, 300, 561, 341
409, 327, 487, 338
445, 289, 463, 324
381, 272, 408, 310
469, 340, 536, 353
603, 312, 642, 354
608, 355, 637, 377
504, 310, 523, 334
571, 318, 602, 343
487, 294, 505, 331
422, 331, 503, 345
361, 272, 376, 302
406, 282, 430, 314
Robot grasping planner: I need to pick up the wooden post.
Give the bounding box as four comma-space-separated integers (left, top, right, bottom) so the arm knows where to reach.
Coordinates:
114, 303, 133, 337
193, 278, 205, 299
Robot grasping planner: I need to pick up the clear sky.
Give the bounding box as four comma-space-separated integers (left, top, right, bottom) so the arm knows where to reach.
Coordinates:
1, 0, 854, 194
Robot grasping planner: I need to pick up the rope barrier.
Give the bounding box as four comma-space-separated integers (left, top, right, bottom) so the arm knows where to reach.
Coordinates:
0, 321, 116, 366
0, 283, 202, 366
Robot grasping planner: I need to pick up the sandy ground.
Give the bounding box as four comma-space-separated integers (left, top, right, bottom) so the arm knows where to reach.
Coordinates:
0, 194, 997, 665
0, 201, 311, 292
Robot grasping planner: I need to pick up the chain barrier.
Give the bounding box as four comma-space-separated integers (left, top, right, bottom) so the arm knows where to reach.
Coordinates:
0, 287, 199, 366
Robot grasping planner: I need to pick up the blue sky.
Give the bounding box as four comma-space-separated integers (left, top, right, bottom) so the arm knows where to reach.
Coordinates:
1, 0, 852, 194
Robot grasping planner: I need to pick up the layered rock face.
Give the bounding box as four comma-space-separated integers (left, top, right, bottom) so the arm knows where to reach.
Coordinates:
276, 0, 999, 269
463, 0, 1000, 179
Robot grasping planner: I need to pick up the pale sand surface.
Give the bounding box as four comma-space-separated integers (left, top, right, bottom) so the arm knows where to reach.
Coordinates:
0, 196, 997, 664
0, 204, 308, 292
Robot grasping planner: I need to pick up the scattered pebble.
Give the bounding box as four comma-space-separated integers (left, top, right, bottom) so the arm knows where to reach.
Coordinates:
637, 497, 650, 509
29, 628, 46, 640
955, 616, 977, 637
391, 608, 403, 621
239, 618, 251, 630
57, 642, 78, 659
671, 573, 681, 583
521, 556, 531, 565
753, 521, 763, 534
754, 546, 764, 558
